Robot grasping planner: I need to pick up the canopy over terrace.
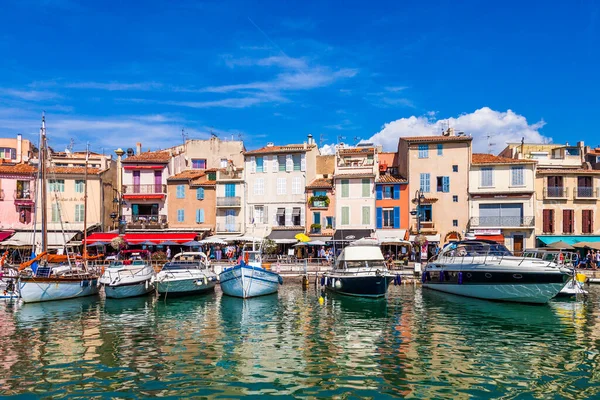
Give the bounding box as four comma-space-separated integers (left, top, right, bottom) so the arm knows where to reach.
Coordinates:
537, 236, 600, 246
85, 232, 198, 245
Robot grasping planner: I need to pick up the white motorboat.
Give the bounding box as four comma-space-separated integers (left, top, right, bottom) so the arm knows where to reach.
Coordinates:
0, 264, 19, 300
99, 250, 155, 299
423, 240, 571, 304
153, 252, 217, 296
219, 245, 282, 299
322, 238, 393, 298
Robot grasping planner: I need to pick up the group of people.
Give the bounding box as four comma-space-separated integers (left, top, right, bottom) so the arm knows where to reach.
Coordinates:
583, 250, 600, 269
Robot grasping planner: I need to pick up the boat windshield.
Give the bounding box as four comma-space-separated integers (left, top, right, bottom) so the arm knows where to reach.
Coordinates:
162, 262, 200, 271
345, 261, 365, 268
441, 241, 512, 257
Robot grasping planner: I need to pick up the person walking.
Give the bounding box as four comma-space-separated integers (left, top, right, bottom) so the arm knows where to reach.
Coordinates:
166, 246, 171, 260
595, 250, 600, 270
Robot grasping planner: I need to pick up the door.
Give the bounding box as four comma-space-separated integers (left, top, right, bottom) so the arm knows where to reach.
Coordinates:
225, 209, 236, 232
154, 171, 162, 193
578, 176, 593, 197
513, 234, 524, 256
225, 183, 236, 197
133, 171, 141, 193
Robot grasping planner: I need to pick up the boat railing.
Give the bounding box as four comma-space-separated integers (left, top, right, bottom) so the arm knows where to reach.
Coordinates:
106, 264, 154, 280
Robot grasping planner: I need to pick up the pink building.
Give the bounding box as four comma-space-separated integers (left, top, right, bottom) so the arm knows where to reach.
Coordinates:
0, 164, 37, 231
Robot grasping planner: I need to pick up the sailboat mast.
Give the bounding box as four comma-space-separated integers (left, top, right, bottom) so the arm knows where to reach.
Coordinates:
40, 113, 48, 254
83, 142, 89, 258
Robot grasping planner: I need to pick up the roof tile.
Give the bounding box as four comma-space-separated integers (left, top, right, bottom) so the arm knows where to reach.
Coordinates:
401, 135, 472, 143
472, 153, 536, 165
306, 178, 333, 189
376, 174, 407, 183
122, 151, 171, 163
244, 144, 316, 155
168, 170, 206, 181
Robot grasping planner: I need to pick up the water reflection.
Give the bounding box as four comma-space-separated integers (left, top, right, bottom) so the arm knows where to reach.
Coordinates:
0, 286, 600, 398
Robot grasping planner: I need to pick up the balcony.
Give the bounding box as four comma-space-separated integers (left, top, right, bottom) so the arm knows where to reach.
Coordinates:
469, 216, 535, 228
309, 196, 330, 209
574, 187, 598, 199
123, 214, 168, 230
122, 184, 167, 195
216, 196, 241, 207
14, 190, 34, 205
217, 170, 243, 180
216, 223, 241, 233
543, 186, 568, 199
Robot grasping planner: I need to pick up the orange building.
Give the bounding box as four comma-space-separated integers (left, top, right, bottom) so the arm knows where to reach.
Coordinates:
305, 155, 336, 241
375, 152, 409, 240
167, 169, 216, 236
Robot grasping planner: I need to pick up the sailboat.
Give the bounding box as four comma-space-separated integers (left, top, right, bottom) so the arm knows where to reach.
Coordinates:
17, 114, 101, 303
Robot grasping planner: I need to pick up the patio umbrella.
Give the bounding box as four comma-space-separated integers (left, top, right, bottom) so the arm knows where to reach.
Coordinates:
295, 233, 311, 243
182, 240, 203, 247
573, 241, 600, 250
86, 241, 108, 247
547, 240, 575, 250
138, 240, 157, 246
159, 240, 180, 246
199, 238, 227, 245
308, 240, 327, 246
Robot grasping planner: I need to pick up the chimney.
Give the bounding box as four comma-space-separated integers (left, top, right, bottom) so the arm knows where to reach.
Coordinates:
136, 142, 142, 155
16, 134, 22, 163
307, 134, 314, 145
266, 142, 274, 147
303, 141, 307, 150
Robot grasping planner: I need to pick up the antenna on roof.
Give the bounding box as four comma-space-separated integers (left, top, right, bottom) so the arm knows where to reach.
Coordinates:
353, 136, 361, 146
210, 127, 218, 138
319, 133, 326, 147
337, 135, 346, 144
67, 138, 74, 153
181, 128, 188, 145
486, 135, 496, 154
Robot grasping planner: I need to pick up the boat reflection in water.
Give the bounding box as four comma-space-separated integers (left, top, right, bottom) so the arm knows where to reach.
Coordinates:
15, 295, 100, 327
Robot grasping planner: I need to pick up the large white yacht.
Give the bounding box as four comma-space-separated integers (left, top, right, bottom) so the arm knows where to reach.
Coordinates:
99, 250, 155, 299
423, 240, 571, 304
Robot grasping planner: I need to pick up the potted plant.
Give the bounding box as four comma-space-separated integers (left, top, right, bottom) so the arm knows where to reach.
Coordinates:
310, 223, 321, 233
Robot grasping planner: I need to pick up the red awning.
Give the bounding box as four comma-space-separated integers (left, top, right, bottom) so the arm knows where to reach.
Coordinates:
475, 234, 505, 244
124, 233, 198, 244
123, 165, 165, 170
123, 194, 165, 200
86, 232, 119, 244
0, 231, 14, 242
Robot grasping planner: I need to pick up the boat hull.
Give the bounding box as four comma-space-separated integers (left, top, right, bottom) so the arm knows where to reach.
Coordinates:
156, 278, 216, 296
19, 277, 100, 303
103, 281, 154, 299
423, 282, 567, 304
219, 265, 281, 298
324, 275, 391, 298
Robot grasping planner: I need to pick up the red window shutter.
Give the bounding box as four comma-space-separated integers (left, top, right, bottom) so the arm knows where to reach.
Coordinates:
563, 210, 568, 233
582, 210, 588, 234
591, 210, 594, 233
543, 209, 550, 233
583, 210, 594, 234
549, 210, 554, 233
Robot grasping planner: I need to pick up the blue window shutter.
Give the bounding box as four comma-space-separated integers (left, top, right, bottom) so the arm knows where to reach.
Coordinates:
376, 185, 383, 200
376, 207, 383, 229
196, 187, 204, 200
393, 206, 400, 228
200, 209, 205, 223
196, 209, 200, 223
443, 176, 450, 193
393, 184, 400, 199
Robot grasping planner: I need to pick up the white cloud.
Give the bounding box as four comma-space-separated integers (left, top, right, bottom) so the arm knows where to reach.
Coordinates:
384, 86, 408, 92
1, 89, 61, 101
319, 144, 336, 155
65, 81, 162, 91
368, 107, 550, 153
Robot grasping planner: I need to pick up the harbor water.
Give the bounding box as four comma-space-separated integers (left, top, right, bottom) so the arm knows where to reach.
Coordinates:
1, 284, 600, 398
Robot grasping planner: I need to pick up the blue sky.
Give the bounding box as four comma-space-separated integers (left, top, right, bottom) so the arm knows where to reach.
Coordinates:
0, 0, 598, 155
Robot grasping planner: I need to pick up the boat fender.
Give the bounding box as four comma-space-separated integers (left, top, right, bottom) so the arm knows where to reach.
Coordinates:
425, 271, 431, 281
335, 279, 342, 289
439, 271, 444, 282
458, 272, 463, 285
320, 276, 325, 286
278, 275, 283, 285
331, 278, 335, 287
396, 274, 401, 285
324, 276, 328, 286
145, 280, 149, 290
421, 272, 426, 283
203, 276, 208, 285
194, 280, 203, 286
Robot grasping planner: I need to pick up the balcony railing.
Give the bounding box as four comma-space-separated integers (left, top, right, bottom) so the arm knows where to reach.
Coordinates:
544, 186, 568, 199
574, 187, 598, 199
217, 170, 243, 180
469, 216, 535, 227
14, 190, 34, 201
310, 200, 328, 208
216, 196, 241, 207
216, 223, 241, 233
123, 214, 168, 229
122, 184, 167, 194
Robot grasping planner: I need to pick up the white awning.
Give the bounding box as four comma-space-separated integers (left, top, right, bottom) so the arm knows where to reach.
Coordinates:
409, 234, 441, 243
375, 229, 408, 244
10, 231, 79, 249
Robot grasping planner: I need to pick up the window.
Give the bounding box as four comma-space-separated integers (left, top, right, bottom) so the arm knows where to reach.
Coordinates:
453, 195, 458, 203
192, 159, 206, 169
49, 179, 65, 192
196, 209, 205, 223
196, 187, 205, 200
362, 206, 370, 225
253, 206, 264, 224
420, 173, 430, 193
543, 209, 555, 233
452, 165, 458, 172
481, 167, 494, 187
292, 207, 301, 226
436, 177, 450, 193
362, 178, 370, 197
341, 206, 350, 225
292, 154, 301, 171
75, 204, 84, 222
176, 185, 185, 199
220, 159, 228, 168
74, 180, 84, 193
341, 179, 349, 198
225, 183, 236, 197
366, 154, 374, 165
177, 209, 185, 222
563, 209, 574, 234
278, 155, 286, 171
208, 172, 216, 181
582, 210, 593, 234
511, 166, 524, 186
314, 190, 327, 197
420, 204, 432, 222
437, 144, 443, 155
256, 156, 264, 173
383, 209, 394, 227
418, 144, 429, 158
51, 204, 60, 222
326, 216, 334, 229
383, 186, 393, 199
0, 147, 16, 160
313, 212, 321, 225
276, 208, 286, 226
16, 180, 31, 199
277, 178, 287, 195
453, 219, 458, 227
292, 177, 302, 194
254, 178, 264, 195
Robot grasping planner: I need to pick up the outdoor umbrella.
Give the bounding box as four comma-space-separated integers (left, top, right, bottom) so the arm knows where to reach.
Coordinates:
199, 238, 227, 245
86, 241, 108, 247
573, 241, 600, 251
294, 233, 311, 243
182, 240, 202, 247
138, 240, 157, 246
308, 240, 327, 246
547, 240, 575, 250
160, 240, 180, 246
